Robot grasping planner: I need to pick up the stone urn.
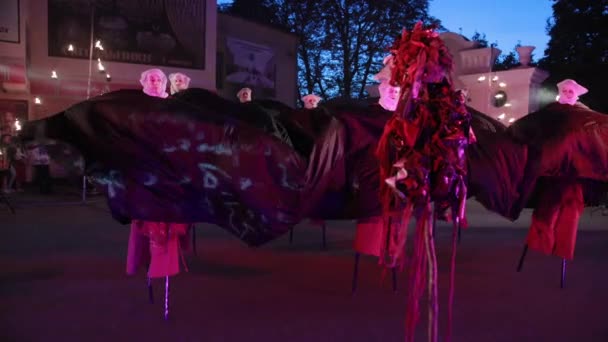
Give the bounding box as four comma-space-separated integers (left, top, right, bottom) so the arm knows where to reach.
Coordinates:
516, 46, 535, 67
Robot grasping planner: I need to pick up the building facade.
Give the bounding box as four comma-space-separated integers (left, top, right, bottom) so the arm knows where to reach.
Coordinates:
1, 1, 300, 130
440, 32, 549, 124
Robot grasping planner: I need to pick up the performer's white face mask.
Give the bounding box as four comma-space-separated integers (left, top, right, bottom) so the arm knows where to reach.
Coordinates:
172, 74, 189, 91
378, 82, 401, 111
558, 85, 578, 105
304, 98, 320, 109
239, 91, 251, 103
145, 72, 166, 97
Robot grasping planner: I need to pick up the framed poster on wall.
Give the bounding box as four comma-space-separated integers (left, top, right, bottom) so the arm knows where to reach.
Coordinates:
47, 0, 206, 69
0, 0, 20, 43
223, 37, 276, 99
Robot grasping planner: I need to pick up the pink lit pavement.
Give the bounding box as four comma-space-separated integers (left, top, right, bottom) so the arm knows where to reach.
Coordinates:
1, 191, 607, 341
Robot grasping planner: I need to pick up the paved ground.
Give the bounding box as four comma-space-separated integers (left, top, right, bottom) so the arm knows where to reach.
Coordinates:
1, 188, 607, 342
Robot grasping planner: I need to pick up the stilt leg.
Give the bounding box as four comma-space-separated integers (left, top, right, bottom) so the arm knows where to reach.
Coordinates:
164, 276, 170, 320
147, 277, 154, 304
191, 224, 197, 256
351, 252, 360, 294
560, 258, 566, 289
321, 223, 327, 250
0, 193, 15, 214
432, 206, 437, 237
517, 244, 529, 272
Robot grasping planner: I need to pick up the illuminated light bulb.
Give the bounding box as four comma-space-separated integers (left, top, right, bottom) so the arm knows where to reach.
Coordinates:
34, 97, 42, 104
477, 76, 486, 82
504, 103, 512, 107
508, 118, 515, 123
492, 76, 499, 81
555, 95, 560, 101
15, 119, 21, 131
499, 82, 507, 87
106, 73, 112, 82
51, 70, 58, 79
95, 40, 104, 50
494, 93, 504, 99
498, 113, 506, 120
67, 44, 74, 52
97, 58, 105, 72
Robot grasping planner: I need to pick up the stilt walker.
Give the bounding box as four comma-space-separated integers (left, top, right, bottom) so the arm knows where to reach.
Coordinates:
376, 22, 473, 342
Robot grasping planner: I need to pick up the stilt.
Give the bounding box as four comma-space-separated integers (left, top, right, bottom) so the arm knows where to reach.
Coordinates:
560, 258, 566, 289
81, 175, 87, 203
191, 224, 197, 256
516, 244, 529, 272
457, 223, 462, 243
289, 228, 294, 244
164, 276, 170, 320
392, 267, 398, 292
383, 217, 397, 292
351, 252, 360, 294
321, 222, 327, 250
147, 277, 154, 304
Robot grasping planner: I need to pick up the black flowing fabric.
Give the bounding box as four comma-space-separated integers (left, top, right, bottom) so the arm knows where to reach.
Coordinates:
466, 107, 531, 220
23, 90, 311, 246
507, 102, 608, 207
21, 88, 608, 246
508, 102, 608, 182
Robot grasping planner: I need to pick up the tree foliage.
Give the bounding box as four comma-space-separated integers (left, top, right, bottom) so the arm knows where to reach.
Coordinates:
539, 0, 608, 112
221, 0, 436, 99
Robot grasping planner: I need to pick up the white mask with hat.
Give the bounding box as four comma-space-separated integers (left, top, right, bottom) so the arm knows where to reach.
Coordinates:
556, 79, 588, 105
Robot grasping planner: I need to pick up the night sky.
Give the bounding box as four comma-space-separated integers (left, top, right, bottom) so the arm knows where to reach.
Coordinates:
430, 0, 553, 57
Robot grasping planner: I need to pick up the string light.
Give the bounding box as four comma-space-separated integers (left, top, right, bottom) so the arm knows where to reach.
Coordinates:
51, 70, 58, 79
14, 119, 21, 131
492, 76, 499, 82
477, 76, 486, 82
67, 44, 74, 52
508, 118, 515, 123
504, 103, 512, 107
498, 82, 507, 88
498, 113, 506, 120
34, 97, 42, 104
95, 40, 104, 50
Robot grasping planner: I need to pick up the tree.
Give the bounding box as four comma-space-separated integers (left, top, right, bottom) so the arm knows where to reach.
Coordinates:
221, 0, 436, 100
539, 0, 608, 112
470, 31, 488, 48
219, 0, 281, 27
